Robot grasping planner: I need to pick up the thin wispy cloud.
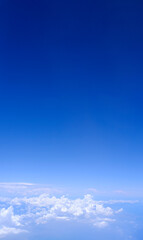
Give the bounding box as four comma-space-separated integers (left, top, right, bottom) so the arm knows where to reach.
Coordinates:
0, 183, 63, 197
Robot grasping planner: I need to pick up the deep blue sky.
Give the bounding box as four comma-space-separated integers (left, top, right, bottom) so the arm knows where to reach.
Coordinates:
0, 0, 143, 192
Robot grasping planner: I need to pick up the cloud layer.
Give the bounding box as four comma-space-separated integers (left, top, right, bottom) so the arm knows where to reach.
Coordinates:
0, 193, 124, 237
0, 183, 139, 238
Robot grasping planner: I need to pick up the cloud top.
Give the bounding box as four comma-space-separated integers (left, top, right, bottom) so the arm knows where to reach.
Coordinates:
0, 184, 139, 238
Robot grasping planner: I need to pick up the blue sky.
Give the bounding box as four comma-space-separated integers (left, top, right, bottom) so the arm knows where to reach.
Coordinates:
0, 0, 143, 239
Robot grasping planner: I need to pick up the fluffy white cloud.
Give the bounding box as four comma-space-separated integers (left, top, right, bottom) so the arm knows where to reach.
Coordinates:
0, 206, 21, 227
0, 185, 138, 238
0, 206, 27, 238
9, 194, 119, 228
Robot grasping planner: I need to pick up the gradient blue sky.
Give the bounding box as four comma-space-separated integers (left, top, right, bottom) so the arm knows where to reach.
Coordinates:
0, 1, 143, 239
0, 0, 143, 194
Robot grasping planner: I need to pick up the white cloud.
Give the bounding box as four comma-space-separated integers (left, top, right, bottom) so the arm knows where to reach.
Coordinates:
0, 206, 21, 227
93, 217, 116, 228
8, 194, 119, 228
0, 206, 27, 237
0, 183, 139, 237
115, 208, 123, 213
0, 183, 62, 197
0, 226, 27, 238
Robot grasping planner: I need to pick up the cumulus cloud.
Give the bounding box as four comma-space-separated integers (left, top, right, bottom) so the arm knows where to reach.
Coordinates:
0, 184, 139, 237
0, 206, 21, 227
0, 206, 27, 238
0, 193, 120, 234
7, 194, 121, 229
